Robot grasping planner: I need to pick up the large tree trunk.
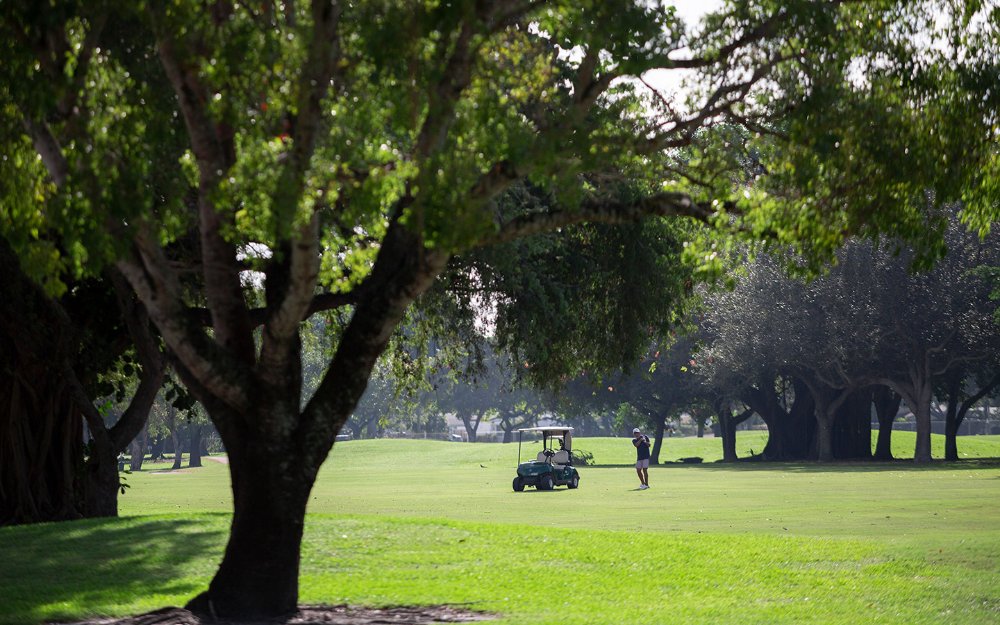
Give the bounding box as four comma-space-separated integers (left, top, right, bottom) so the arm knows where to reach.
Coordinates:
743, 376, 814, 460
186, 421, 314, 618
883, 367, 935, 463
799, 377, 853, 463
719, 416, 738, 462
0, 240, 84, 524
872, 386, 901, 461
0, 367, 83, 524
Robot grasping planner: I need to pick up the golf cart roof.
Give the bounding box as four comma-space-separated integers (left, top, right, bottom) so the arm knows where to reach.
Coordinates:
516, 426, 574, 433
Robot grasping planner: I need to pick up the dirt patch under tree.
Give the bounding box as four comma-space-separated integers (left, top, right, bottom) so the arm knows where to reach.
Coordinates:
56, 605, 495, 625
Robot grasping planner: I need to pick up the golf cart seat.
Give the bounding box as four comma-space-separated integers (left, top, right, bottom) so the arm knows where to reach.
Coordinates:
536, 451, 550, 462
551, 450, 570, 465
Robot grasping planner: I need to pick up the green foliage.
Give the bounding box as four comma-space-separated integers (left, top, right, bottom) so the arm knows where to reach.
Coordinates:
441, 183, 698, 388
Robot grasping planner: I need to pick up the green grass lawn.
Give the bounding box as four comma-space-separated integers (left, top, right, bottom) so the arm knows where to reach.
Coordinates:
1, 433, 999, 624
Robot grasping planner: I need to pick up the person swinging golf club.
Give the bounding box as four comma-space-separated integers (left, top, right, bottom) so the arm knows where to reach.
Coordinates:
632, 427, 650, 489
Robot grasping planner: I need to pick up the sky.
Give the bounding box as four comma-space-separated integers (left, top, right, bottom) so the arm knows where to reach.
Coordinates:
640, 0, 726, 108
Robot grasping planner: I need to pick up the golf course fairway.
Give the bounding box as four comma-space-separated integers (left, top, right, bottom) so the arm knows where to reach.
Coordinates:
1, 434, 998, 625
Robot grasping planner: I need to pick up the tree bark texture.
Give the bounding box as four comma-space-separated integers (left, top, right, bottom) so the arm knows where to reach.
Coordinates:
186, 416, 313, 618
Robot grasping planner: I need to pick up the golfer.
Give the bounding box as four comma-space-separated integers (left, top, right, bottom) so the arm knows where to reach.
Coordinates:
632, 427, 650, 489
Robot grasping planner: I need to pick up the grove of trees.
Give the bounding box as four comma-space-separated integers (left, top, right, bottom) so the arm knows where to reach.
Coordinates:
698, 210, 1000, 463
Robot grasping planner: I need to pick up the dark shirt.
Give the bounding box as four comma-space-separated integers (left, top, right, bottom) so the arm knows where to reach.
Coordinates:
633, 435, 650, 461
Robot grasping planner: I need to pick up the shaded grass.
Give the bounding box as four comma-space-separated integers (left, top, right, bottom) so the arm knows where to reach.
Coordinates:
0, 516, 224, 624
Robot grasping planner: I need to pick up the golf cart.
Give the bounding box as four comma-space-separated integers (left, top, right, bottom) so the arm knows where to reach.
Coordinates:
512, 426, 580, 491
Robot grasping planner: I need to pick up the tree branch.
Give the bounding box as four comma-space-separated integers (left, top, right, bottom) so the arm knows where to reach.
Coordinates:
106, 269, 167, 451
151, 7, 255, 364
298, 221, 450, 469
957, 372, 1000, 424
116, 231, 252, 413
21, 117, 69, 187
478, 192, 718, 248
260, 0, 342, 364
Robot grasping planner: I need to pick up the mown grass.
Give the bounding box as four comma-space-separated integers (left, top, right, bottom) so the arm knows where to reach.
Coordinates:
1, 433, 998, 624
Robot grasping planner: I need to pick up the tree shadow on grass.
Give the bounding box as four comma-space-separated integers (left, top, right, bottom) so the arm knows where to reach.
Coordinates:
584, 458, 1000, 473
0, 515, 228, 624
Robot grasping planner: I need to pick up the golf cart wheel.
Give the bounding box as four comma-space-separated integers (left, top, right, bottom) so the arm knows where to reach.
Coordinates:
512, 477, 525, 492
538, 474, 554, 491
567, 474, 579, 489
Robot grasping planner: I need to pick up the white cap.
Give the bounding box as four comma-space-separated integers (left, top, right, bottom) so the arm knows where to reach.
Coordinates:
632, 428, 641, 433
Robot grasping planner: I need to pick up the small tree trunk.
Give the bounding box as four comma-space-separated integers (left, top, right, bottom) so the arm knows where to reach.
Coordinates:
459, 413, 479, 442
944, 414, 960, 461
649, 415, 666, 464
188, 424, 203, 468
814, 413, 834, 462
716, 402, 752, 463
130, 426, 147, 471
944, 376, 961, 462
169, 405, 183, 470
720, 414, 738, 462
912, 382, 934, 463
696, 418, 705, 438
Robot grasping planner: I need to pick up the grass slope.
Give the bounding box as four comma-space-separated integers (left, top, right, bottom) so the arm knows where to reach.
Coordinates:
1, 434, 998, 624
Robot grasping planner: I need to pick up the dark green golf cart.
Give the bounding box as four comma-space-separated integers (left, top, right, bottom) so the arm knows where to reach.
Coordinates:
512, 426, 580, 491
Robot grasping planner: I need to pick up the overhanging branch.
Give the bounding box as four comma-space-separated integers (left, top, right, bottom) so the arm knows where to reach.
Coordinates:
477, 192, 718, 248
